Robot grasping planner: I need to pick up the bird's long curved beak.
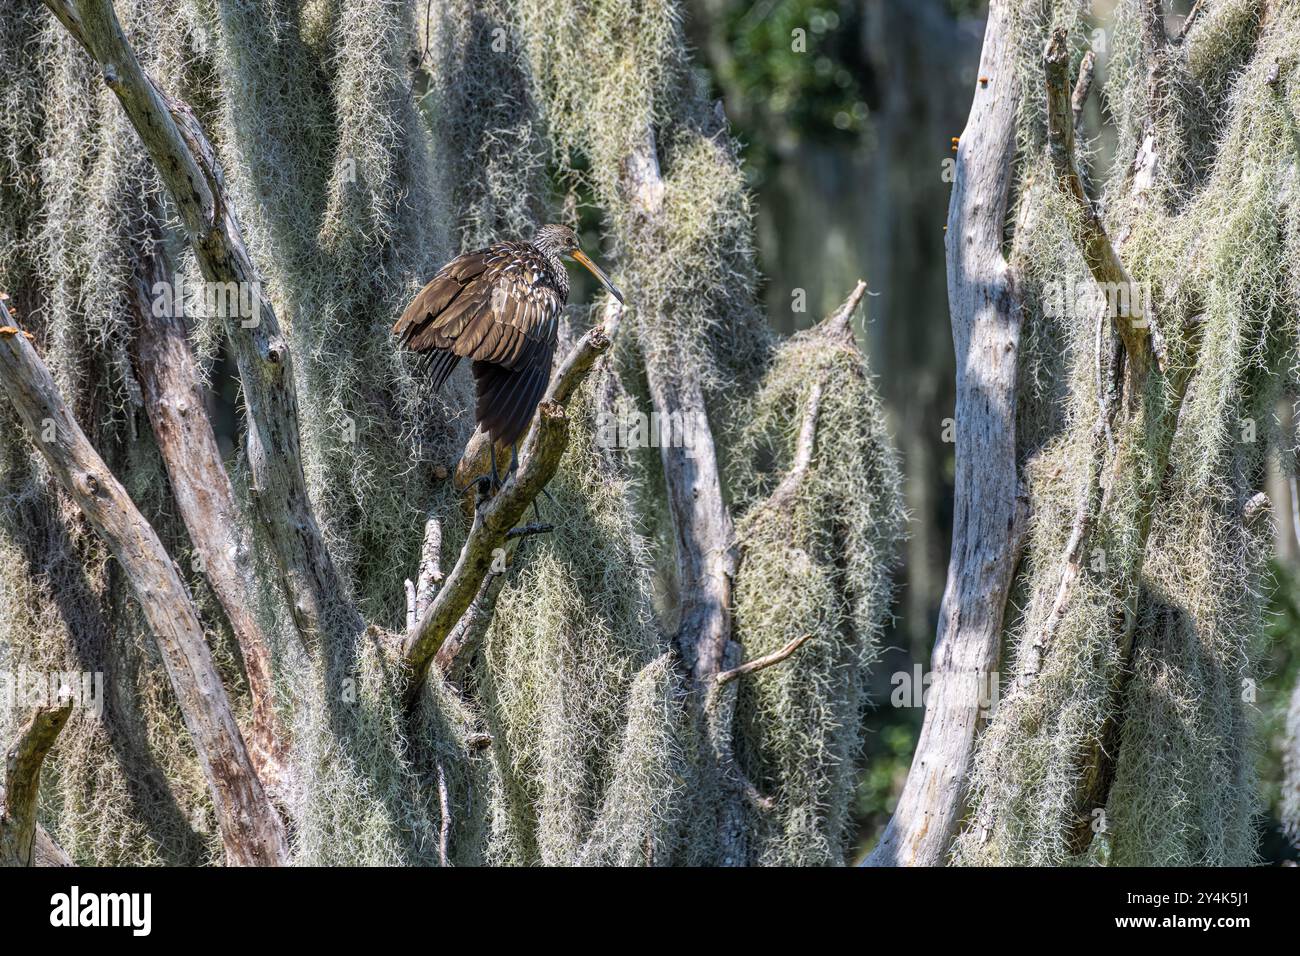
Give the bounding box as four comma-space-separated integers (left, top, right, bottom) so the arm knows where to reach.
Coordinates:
571, 249, 625, 304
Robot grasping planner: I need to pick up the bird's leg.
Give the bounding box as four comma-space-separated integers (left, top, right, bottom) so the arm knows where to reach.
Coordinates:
490, 443, 502, 493
508, 442, 520, 478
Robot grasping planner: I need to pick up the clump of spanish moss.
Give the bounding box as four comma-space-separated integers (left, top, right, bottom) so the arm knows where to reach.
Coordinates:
190, 0, 464, 624
955, 0, 1289, 866
0, 0, 233, 865
511, 0, 770, 402
728, 307, 905, 865
474, 332, 679, 864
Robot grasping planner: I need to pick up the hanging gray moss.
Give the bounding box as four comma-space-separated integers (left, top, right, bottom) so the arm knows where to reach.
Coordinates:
473, 324, 679, 865
510, 0, 770, 404
2, 0, 909, 867
0, 0, 238, 865
728, 309, 905, 866
954, 0, 1290, 866
188, 0, 465, 625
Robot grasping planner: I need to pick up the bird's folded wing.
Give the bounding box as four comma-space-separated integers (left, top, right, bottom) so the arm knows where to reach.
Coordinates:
394, 242, 562, 373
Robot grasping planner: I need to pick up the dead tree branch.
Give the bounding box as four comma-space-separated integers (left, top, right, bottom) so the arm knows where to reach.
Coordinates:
867, 0, 1025, 867
1044, 28, 1153, 382
405, 513, 445, 632
128, 242, 288, 793
716, 635, 813, 686
0, 315, 287, 866
624, 128, 738, 687
400, 324, 613, 701
43, 0, 356, 645
1, 702, 73, 867
620, 125, 748, 860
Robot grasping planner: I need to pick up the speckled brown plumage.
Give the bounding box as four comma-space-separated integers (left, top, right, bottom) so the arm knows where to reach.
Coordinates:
395, 224, 622, 451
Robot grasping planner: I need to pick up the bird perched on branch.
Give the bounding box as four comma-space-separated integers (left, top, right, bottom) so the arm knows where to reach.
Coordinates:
395, 224, 623, 487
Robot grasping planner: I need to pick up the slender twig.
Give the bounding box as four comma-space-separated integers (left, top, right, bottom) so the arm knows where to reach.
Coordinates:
1176, 0, 1205, 43
505, 522, 554, 540
436, 762, 451, 868
763, 384, 824, 513
716, 634, 813, 686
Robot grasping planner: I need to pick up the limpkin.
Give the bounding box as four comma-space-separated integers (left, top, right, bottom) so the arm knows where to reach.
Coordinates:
395, 224, 624, 487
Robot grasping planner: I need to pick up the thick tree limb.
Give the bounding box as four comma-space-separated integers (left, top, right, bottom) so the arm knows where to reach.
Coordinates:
626, 130, 738, 687
400, 325, 613, 700
129, 245, 288, 794
0, 316, 287, 866
1, 702, 73, 867
866, 0, 1024, 866
32, 825, 71, 867
43, 0, 357, 645
620, 126, 748, 861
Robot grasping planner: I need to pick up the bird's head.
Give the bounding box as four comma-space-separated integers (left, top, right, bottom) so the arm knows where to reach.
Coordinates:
531, 223, 624, 304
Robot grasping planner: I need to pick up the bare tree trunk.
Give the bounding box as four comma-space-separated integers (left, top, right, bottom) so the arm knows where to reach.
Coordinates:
866, 0, 1024, 866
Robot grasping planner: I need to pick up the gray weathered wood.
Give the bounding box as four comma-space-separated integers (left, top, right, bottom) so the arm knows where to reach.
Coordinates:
0, 319, 288, 866
866, 0, 1024, 866
129, 247, 288, 794
43, 0, 356, 645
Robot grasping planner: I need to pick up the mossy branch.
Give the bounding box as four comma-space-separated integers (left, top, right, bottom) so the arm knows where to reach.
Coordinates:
43, 0, 357, 646
0, 308, 287, 866
400, 324, 613, 702
1, 701, 72, 867
1044, 28, 1154, 382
